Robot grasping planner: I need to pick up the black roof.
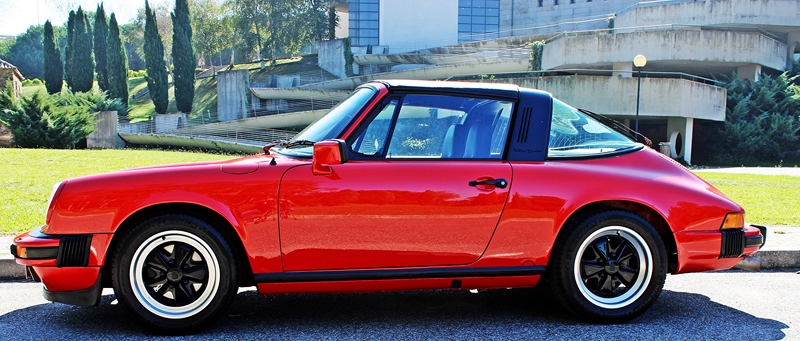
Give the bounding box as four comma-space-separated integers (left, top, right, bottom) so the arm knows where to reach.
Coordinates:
371, 79, 528, 100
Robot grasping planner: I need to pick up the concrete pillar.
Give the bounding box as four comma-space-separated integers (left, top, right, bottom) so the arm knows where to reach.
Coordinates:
737, 64, 761, 82
87, 111, 125, 148
612, 62, 633, 78
665, 117, 693, 165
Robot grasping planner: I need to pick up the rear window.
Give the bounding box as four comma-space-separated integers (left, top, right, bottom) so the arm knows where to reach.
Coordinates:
548, 99, 638, 158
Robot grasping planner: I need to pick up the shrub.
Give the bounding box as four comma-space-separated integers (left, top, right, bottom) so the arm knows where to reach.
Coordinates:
0, 87, 96, 148
695, 68, 800, 164
529, 41, 545, 71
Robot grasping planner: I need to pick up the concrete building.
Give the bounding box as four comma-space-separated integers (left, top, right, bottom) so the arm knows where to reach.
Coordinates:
316, 0, 800, 164
0, 58, 23, 99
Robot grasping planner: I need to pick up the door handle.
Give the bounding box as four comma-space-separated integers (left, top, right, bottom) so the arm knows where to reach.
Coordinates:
469, 178, 508, 189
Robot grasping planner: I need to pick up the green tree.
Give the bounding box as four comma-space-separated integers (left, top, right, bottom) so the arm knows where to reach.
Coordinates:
172, 0, 196, 113
192, 0, 234, 70
68, 7, 95, 92
107, 13, 129, 109
120, 23, 146, 71
43, 21, 63, 94
143, 0, 169, 115
1, 25, 45, 80
94, 3, 110, 91
64, 10, 76, 88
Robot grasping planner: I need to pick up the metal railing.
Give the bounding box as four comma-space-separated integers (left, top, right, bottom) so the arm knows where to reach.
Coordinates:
120, 110, 298, 148
447, 69, 725, 86
544, 24, 787, 44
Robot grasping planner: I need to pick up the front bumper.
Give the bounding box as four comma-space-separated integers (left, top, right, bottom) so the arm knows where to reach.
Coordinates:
11, 227, 112, 306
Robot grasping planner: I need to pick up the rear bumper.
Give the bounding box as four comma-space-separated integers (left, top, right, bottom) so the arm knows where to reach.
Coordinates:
12, 227, 111, 306
674, 224, 766, 273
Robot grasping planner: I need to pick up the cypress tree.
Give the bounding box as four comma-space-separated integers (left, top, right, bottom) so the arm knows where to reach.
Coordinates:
64, 11, 76, 88
107, 13, 129, 109
172, 0, 195, 113
94, 3, 110, 91
43, 21, 63, 94
69, 7, 95, 92
143, 0, 169, 115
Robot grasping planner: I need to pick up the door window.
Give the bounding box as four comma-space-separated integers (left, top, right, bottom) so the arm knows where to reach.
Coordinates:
351, 94, 513, 159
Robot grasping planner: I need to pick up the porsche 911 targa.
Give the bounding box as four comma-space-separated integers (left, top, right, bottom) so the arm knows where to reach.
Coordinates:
12, 80, 766, 333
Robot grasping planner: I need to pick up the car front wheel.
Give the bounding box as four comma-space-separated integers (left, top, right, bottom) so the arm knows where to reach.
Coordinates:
549, 210, 667, 323
111, 214, 239, 334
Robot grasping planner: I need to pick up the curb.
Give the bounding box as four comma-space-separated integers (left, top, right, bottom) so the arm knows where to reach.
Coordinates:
754, 250, 800, 269
0, 259, 27, 280
1, 251, 797, 281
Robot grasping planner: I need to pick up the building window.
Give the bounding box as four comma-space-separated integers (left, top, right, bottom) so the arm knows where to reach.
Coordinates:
458, 0, 501, 43
538, 0, 543, 6
349, 0, 380, 47
554, 0, 558, 5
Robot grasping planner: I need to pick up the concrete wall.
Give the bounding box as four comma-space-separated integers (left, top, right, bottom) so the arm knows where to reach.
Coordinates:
500, 0, 641, 37
542, 29, 787, 71
86, 111, 125, 148
616, 0, 800, 30
318, 39, 348, 79
381, 0, 459, 53
154, 114, 188, 133
217, 69, 251, 122
492, 75, 726, 121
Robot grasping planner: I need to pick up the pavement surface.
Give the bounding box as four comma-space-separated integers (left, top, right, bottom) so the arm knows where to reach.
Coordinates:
1, 269, 798, 340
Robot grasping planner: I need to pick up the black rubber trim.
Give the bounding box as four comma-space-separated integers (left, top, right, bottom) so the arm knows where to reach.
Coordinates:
42, 270, 102, 307
26, 247, 60, 260
254, 266, 546, 284
746, 234, 764, 248
752, 225, 768, 247
57, 234, 93, 267
10, 245, 59, 260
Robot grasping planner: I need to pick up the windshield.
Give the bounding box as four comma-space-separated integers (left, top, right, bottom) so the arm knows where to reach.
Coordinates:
548, 99, 639, 158
275, 87, 376, 157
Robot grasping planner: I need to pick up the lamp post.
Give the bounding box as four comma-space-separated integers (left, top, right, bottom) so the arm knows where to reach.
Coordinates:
633, 54, 647, 140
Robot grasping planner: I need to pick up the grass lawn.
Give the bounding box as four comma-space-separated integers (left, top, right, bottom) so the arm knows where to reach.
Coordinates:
696, 172, 800, 228
0, 149, 231, 235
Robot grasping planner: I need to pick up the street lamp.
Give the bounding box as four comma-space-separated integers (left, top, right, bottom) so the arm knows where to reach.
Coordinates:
633, 54, 647, 140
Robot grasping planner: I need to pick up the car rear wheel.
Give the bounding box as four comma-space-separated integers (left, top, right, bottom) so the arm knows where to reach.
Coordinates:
549, 210, 667, 323
111, 214, 239, 334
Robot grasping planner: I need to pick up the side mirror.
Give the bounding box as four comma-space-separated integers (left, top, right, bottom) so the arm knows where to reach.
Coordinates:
312, 139, 348, 176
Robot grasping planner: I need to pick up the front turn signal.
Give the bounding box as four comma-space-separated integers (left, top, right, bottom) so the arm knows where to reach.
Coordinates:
721, 212, 745, 230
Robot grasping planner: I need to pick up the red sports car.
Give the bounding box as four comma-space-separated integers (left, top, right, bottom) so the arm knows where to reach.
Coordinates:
12, 80, 765, 333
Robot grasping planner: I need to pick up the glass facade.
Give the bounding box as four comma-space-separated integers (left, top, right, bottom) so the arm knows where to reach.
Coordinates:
349, 0, 380, 47
458, 0, 501, 42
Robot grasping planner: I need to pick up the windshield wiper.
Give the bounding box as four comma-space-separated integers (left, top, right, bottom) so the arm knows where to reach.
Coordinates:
264, 139, 317, 154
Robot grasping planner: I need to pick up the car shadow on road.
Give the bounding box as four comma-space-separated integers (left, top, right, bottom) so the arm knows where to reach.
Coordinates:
0, 285, 788, 339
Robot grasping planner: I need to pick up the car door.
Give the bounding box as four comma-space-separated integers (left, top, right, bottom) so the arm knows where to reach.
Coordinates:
279, 93, 515, 271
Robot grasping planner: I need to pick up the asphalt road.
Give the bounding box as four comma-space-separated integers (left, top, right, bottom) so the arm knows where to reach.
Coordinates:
1, 270, 798, 340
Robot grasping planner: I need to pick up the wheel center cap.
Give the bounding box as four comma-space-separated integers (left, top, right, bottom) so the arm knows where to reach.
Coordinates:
167, 268, 184, 282
606, 261, 619, 274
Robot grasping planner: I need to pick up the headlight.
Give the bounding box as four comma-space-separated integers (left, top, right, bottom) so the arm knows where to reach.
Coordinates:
44, 181, 67, 226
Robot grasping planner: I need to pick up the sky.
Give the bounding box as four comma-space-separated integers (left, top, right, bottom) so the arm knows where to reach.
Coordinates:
0, 0, 172, 36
